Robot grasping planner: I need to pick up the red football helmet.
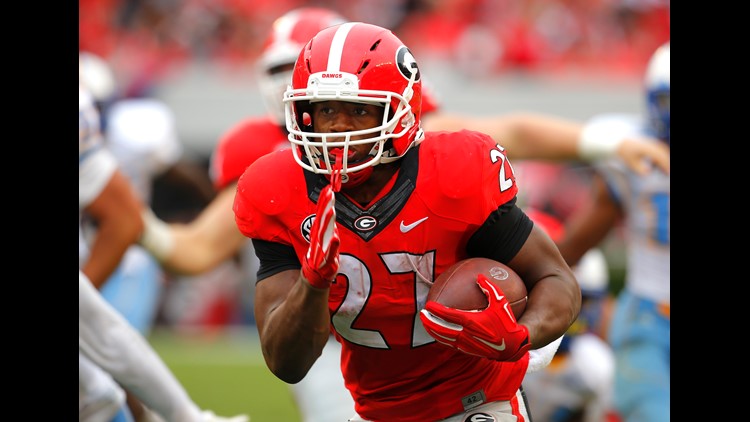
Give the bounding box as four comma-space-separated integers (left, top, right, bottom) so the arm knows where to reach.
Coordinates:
284, 22, 425, 185
257, 8, 348, 125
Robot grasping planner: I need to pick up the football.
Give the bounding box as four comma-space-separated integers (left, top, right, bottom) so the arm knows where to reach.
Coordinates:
427, 257, 528, 318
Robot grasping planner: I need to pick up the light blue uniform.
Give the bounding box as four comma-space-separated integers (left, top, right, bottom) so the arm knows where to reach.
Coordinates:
591, 112, 670, 422
95, 98, 182, 335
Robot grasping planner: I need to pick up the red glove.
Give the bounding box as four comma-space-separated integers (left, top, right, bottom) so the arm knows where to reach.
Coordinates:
419, 274, 531, 361
301, 184, 340, 289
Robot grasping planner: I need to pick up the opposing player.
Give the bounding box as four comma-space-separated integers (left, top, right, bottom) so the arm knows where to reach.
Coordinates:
79, 83, 248, 422
80, 51, 215, 334
79, 81, 144, 292
556, 42, 670, 422
80, 77, 145, 422
522, 209, 617, 422
79, 270, 250, 422
232, 22, 580, 421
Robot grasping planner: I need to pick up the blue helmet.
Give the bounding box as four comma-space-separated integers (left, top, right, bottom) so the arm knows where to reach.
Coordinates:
645, 42, 670, 145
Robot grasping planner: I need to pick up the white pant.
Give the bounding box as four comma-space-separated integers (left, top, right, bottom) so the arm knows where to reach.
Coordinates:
79, 353, 126, 422
79, 271, 203, 422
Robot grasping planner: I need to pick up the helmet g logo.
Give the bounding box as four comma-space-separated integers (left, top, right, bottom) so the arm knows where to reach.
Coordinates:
396, 46, 420, 82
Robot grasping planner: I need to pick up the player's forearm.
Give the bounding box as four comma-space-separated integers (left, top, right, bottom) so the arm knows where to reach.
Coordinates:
500, 113, 582, 161
82, 253, 125, 290
521, 273, 581, 349
84, 220, 142, 288
258, 275, 331, 384
164, 223, 242, 274
504, 113, 670, 174
556, 218, 614, 268
139, 207, 243, 275
510, 227, 581, 349
555, 179, 620, 267
83, 170, 144, 288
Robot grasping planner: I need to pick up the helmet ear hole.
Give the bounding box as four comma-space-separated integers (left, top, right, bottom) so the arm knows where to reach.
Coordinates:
292, 100, 314, 131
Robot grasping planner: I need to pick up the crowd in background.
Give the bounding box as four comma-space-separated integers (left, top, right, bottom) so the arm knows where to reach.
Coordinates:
80, 0, 669, 98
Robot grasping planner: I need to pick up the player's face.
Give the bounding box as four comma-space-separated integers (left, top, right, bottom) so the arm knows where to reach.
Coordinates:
311, 100, 383, 161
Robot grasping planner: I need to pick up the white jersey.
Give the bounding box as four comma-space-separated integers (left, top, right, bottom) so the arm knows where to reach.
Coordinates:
79, 97, 182, 267
591, 113, 670, 304
79, 84, 117, 208
79, 84, 118, 266
105, 98, 182, 203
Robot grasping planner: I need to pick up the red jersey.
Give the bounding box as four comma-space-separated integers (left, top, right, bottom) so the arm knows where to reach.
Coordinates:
234, 130, 529, 421
210, 116, 289, 190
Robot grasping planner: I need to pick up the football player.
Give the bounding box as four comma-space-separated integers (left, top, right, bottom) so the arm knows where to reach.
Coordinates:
79, 83, 248, 422
232, 22, 580, 421
80, 51, 216, 334
556, 42, 670, 422
138, 8, 670, 422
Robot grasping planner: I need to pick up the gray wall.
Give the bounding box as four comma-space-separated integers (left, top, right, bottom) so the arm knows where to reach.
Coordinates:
154, 61, 645, 159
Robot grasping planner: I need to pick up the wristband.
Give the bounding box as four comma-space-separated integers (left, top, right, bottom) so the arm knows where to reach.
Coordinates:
139, 208, 174, 262
527, 335, 564, 373
577, 121, 624, 161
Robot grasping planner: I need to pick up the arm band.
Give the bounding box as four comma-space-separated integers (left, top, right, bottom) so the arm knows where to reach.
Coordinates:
252, 239, 302, 283
577, 121, 624, 161
138, 208, 174, 262
466, 198, 533, 264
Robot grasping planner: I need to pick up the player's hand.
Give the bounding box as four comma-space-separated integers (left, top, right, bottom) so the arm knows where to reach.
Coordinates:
419, 274, 531, 361
617, 137, 670, 175
301, 184, 340, 289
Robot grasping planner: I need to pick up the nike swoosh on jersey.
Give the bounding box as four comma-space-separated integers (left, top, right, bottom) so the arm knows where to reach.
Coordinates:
400, 216, 429, 233
474, 336, 506, 351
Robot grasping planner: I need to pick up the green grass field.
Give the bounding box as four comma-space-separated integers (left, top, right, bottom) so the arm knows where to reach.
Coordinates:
148, 327, 302, 422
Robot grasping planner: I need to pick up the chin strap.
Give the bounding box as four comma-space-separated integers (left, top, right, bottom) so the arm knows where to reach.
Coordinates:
332, 154, 342, 193
329, 150, 343, 192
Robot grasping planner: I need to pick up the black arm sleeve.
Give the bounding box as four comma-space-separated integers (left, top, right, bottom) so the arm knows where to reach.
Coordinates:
251, 238, 302, 284
466, 197, 534, 264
